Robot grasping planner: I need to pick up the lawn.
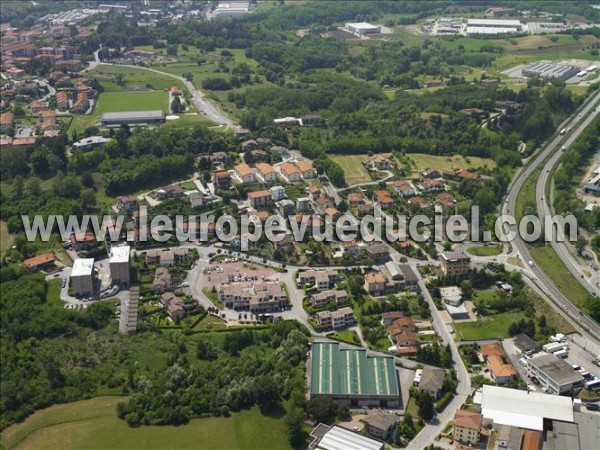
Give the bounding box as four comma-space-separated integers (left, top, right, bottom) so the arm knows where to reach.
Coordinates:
94, 91, 169, 114
1, 397, 291, 450
466, 245, 502, 257
529, 245, 593, 311
87, 64, 186, 92
404, 154, 495, 173
330, 155, 372, 185
454, 311, 523, 340
328, 329, 360, 345
1, 220, 13, 256
45, 279, 62, 307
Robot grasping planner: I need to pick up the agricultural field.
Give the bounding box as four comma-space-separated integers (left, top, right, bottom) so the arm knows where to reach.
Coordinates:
402, 153, 496, 173
330, 155, 372, 185
0, 397, 291, 450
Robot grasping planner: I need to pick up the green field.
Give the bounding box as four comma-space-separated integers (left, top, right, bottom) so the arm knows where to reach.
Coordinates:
330, 155, 372, 185
0, 220, 13, 256
529, 245, 593, 311
1, 397, 291, 450
95, 91, 168, 114
466, 245, 502, 257
87, 64, 186, 92
454, 311, 523, 340
404, 153, 496, 173
45, 279, 62, 307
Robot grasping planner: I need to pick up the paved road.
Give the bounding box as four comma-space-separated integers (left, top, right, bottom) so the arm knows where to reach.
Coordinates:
535, 97, 600, 296
408, 263, 471, 450
503, 91, 600, 341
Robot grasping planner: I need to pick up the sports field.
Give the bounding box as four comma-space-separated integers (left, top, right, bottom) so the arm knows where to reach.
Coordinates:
404, 153, 496, 173
95, 91, 168, 114
1, 397, 291, 450
330, 154, 372, 185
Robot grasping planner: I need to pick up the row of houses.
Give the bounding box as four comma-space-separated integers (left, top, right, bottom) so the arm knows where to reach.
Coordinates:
232, 159, 317, 185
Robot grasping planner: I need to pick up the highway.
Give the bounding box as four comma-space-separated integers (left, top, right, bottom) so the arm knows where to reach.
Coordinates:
536, 101, 600, 297
503, 90, 600, 340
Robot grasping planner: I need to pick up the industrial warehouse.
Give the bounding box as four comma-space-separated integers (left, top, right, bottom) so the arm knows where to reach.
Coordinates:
521, 61, 580, 81
100, 110, 166, 126
309, 341, 400, 408
345, 22, 381, 36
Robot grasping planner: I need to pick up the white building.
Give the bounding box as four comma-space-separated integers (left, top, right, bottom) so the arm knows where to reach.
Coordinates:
270, 185, 286, 201
109, 245, 131, 287
345, 22, 381, 35
526, 353, 585, 395
478, 385, 574, 431
71, 258, 95, 297
309, 423, 384, 450
213, 2, 249, 17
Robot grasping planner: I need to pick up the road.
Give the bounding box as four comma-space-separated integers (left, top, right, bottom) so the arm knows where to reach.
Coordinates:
408, 263, 471, 450
82, 48, 236, 128
503, 90, 600, 341
536, 99, 600, 297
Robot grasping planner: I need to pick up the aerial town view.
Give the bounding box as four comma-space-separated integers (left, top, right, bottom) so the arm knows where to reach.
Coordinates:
1, 1, 600, 449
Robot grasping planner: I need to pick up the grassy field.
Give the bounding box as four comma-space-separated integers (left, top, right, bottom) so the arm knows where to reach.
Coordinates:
1, 397, 291, 450
466, 245, 502, 257
529, 245, 592, 311
454, 311, 522, 340
94, 91, 168, 114
0, 220, 13, 256
45, 279, 62, 307
87, 64, 185, 92
404, 153, 495, 173
330, 155, 372, 185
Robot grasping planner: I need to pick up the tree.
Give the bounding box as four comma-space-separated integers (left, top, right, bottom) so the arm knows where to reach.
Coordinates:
285, 407, 306, 447
576, 235, 588, 255
167, 45, 178, 56
415, 391, 434, 421
307, 396, 336, 423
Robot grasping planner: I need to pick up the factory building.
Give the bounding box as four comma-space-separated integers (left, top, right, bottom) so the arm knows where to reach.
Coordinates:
310, 341, 400, 407
522, 62, 579, 81
345, 22, 381, 35
525, 353, 585, 395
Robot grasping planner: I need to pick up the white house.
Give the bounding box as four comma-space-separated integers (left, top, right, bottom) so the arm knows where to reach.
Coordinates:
270, 185, 286, 201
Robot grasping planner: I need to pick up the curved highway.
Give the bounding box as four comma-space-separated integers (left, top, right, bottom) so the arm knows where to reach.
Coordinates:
536, 106, 600, 297
503, 90, 600, 340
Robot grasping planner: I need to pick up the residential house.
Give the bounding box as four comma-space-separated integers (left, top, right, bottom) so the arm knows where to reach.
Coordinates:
363, 409, 398, 441
440, 251, 471, 276
375, 190, 394, 208
314, 196, 333, 214
69, 231, 96, 251
408, 196, 430, 210
219, 280, 287, 313
419, 179, 445, 194
274, 232, 295, 252
248, 189, 272, 209
276, 199, 296, 216
364, 271, 387, 296
255, 163, 278, 183
453, 410, 482, 445
213, 169, 231, 189
308, 186, 322, 201
153, 267, 172, 294
370, 155, 393, 170
436, 192, 456, 208
248, 149, 268, 163
393, 180, 417, 197
300, 114, 324, 126
190, 192, 204, 208
348, 191, 366, 205
234, 163, 255, 183
0, 112, 13, 133
381, 311, 406, 327
118, 196, 138, 212
155, 184, 184, 200
161, 292, 186, 321
279, 163, 303, 183
295, 160, 317, 179
366, 243, 390, 263
296, 197, 311, 213
422, 169, 441, 179
310, 289, 348, 308
23, 253, 55, 272
270, 185, 286, 201
297, 269, 339, 290
481, 344, 516, 385
391, 328, 420, 348
315, 307, 355, 330
419, 367, 445, 400
324, 207, 342, 220
241, 139, 258, 150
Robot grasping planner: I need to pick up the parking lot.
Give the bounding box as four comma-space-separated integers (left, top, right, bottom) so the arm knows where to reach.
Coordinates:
201, 259, 280, 289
